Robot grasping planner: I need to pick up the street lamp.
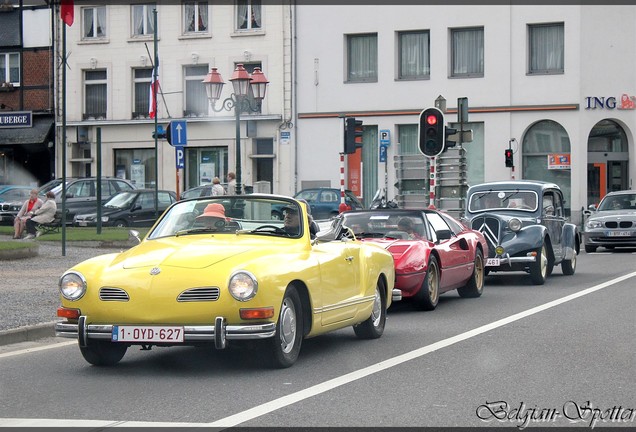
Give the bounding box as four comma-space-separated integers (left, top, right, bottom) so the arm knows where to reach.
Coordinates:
202, 64, 269, 195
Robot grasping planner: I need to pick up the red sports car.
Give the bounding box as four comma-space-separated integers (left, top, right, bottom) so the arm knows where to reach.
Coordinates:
334, 209, 488, 310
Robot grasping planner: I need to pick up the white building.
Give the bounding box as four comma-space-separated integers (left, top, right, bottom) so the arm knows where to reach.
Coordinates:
55, 1, 294, 196
294, 4, 636, 223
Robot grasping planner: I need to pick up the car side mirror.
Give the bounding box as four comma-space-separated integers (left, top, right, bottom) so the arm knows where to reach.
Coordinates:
588, 204, 597, 211
437, 229, 453, 241
131, 204, 142, 211
128, 229, 141, 244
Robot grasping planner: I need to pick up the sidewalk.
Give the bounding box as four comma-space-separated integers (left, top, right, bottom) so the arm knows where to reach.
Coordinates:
0, 236, 131, 346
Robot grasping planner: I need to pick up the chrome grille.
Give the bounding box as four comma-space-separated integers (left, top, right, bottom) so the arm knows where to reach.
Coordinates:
620, 221, 633, 228
605, 221, 618, 228
99, 287, 130, 301
606, 221, 634, 228
177, 287, 220, 302
472, 216, 500, 257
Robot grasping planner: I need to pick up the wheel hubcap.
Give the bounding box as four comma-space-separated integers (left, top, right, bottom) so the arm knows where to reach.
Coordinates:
428, 265, 438, 301
475, 255, 484, 289
279, 298, 297, 354
370, 288, 381, 327
540, 245, 548, 278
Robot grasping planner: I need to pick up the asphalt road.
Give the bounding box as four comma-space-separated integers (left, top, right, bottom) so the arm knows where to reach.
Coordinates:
1, 248, 635, 428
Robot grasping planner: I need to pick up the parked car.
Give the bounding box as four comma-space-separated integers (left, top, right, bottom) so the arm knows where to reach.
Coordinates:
583, 190, 636, 252
0, 185, 33, 224
180, 182, 230, 200
464, 180, 580, 285
271, 188, 364, 220
73, 189, 177, 227
39, 177, 136, 224
331, 208, 488, 310
55, 194, 398, 368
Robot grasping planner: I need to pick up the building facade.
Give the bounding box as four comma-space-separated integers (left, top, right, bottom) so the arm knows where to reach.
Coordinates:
0, 1, 55, 187
294, 5, 636, 224
54, 1, 294, 196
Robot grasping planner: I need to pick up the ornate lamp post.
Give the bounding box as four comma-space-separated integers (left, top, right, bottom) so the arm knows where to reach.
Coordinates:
202, 64, 269, 195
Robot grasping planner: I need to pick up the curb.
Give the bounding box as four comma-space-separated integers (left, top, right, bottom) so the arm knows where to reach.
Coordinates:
0, 322, 58, 346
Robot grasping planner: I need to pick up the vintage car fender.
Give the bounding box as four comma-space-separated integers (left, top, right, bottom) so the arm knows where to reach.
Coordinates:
561, 222, 580, 260
500, 223, 547, 256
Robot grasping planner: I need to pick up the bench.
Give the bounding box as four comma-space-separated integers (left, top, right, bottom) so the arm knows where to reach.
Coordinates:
36, 210, 65, 235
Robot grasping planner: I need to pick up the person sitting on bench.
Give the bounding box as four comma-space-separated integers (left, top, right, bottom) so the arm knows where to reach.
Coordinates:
24, 191, 57, 239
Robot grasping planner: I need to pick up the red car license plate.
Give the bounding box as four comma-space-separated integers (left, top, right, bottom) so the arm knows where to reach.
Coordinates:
112, 325, 184, 343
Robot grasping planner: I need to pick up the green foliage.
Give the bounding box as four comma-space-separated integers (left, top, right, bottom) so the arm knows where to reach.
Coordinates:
0, 226, 149, 249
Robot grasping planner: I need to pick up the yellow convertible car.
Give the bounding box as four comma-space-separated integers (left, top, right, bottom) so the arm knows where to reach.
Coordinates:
56, 194, 398, 368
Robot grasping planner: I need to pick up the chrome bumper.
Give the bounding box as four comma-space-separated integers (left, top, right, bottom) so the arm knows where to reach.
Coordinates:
486, 254, 536, 267
55, 315, 276, 350
392, 288, 402, 302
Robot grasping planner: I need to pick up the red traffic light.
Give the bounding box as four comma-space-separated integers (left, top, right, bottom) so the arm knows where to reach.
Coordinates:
426, 115, 438, 126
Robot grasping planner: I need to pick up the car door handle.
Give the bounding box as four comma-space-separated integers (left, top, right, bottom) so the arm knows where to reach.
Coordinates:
345, 256, 354, 262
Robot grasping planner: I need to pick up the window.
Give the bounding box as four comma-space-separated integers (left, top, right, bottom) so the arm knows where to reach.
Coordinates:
115, 149, 156, 189
184, 1, 208, 33
0, 53, 19, 85
347, 33, 378, 82
84, 69, 107, 120
236, 0, 261, 30
529, 23, 564, 74
82, 6, 106, 39
398, 30, 430, 79
451, 27, 484, 77
133, 68, 152, 119
184, 65, 208, 117
186, 147, 228, 189
132, 3, 156, 37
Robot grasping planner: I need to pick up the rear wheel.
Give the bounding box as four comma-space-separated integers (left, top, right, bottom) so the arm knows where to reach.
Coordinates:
79, 340, 127, 366
530, 243, 548, 285
415, 255, 440, 310
458, 249, 484, 298
562, 250, 577, 275
267, 286, 303, 368
353, 278, 386, 339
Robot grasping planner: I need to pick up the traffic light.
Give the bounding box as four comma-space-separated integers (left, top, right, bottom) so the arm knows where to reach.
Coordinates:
152, 124, 167, 140
444, 126, 458, 150
344, 117, 363, 154
505, 148, 514, 167
418, 107, 444, 157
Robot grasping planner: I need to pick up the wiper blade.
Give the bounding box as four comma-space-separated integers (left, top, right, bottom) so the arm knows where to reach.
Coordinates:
473, 190, 493, 201
502, 190, 520, 203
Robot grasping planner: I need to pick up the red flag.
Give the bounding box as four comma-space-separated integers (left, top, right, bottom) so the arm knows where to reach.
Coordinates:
149, 65, 159, 119
61, 0, 74, 27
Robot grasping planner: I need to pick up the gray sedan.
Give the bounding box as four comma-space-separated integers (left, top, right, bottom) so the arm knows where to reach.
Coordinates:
584, 190, 636, 253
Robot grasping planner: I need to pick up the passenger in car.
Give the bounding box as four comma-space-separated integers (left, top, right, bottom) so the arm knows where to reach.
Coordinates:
397, 218, 422, 240
195, 203, 228, 230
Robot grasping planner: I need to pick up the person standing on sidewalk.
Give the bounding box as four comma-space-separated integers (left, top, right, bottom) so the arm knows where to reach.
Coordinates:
24, 191, 57, 239
226, 172, 236, 195
211, 177, 225, 196
13, 189, 42, 239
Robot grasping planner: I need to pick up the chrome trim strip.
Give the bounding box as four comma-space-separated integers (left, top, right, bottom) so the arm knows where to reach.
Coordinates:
312, 295, 375, 314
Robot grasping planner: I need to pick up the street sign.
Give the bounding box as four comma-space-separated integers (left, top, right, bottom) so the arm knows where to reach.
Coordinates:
379, 129, 391, 146
175, 146, 185, 169
379, 144, 388, 162
169, 120, 187, 146
447, 130, 474, 143
458, 97, 469, 123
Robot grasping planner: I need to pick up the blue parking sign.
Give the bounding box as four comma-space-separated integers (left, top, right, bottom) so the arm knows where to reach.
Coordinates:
175, 146, 185, 169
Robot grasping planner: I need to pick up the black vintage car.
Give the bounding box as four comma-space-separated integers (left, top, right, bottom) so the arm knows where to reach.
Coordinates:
464, 180, 580, 285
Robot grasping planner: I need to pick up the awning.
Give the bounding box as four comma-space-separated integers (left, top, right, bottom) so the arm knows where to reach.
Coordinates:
0, 116, 54, 145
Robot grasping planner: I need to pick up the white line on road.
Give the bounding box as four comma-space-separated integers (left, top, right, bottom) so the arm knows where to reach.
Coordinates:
2, 270, 636, 428
0, 340, 75, 359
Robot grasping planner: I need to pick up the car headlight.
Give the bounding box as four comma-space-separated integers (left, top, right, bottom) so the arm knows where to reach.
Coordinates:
228, 271, 258, 301
59, 271, 87, 301
101, 216, 109, 222
508, 218, 522, 232
586, 220, 602, 229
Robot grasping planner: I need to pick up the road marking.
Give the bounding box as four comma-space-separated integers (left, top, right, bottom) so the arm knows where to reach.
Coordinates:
0, 340, 75, 359
2, 270, 636, 428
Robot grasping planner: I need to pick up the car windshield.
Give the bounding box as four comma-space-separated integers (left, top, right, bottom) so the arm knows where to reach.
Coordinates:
105, 191, 137, 209
597, 194, 636, 211
340, 211, 426, 240
148, 196, 305, 239
468, 189, 538, 213
38, 179, 64, 196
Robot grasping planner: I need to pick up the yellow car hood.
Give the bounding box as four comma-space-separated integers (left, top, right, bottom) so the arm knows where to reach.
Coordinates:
117, 238, 255, 270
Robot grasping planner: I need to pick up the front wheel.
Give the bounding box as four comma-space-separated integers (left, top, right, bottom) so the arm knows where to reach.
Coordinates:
266, 286, 303, 368
114, 219, 128, 228
79, 340, 127, 366
458, 249, 484, 298
415, 255, 440, 310
353, 278, 386, 339
530, 243, 548, 285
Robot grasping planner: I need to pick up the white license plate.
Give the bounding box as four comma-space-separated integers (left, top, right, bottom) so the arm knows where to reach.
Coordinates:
78, 221, 88, 227
486, 258, 500, 266
607, 231, 632, 237
112, 325, 184, 343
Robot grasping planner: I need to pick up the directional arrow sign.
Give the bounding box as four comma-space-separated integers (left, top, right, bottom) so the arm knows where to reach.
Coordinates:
169, 120, 187, 146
